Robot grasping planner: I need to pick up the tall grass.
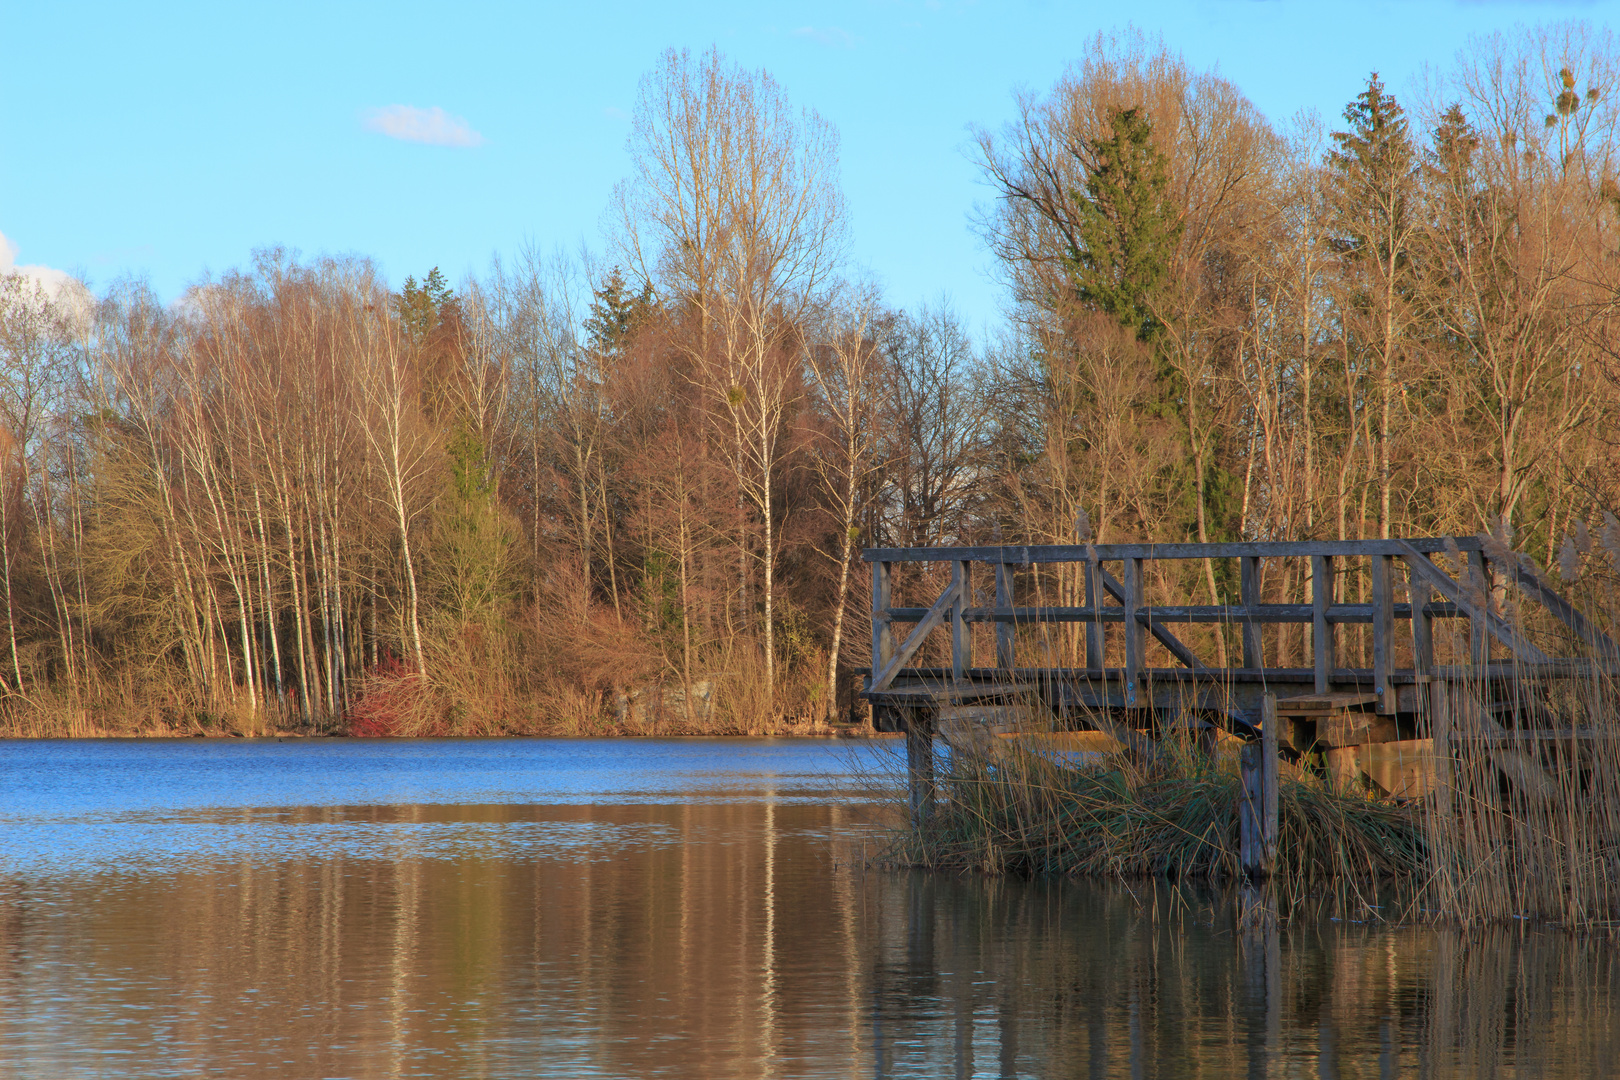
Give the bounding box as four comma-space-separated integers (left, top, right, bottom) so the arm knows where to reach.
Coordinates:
893, 738, 1424, 891
890, 535, 1620, 931
1419, 669, 1620, 928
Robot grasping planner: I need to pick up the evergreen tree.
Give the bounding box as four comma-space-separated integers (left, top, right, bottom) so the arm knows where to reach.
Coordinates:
584, 269, 657, 355
1066, 106, 1182, 342
1328, 74, 1417, 269
396, 267, 454, 347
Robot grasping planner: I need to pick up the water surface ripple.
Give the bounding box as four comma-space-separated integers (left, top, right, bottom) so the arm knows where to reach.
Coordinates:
1, 738, 1615, 1078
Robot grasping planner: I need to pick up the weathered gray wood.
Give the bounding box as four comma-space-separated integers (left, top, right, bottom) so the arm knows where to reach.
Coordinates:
950, 561, 968, 682
1396, 540, 1551, 664
1407, 555, 1435, 719
873, 560, 895, 676
1094, 567, 1208, 671
1312, 555, 1333, 694
886, 602, 1463, 625
870, 576, 963, 692
1123, 557, 1143, 707
1241, 556, 1262, 669
994, 562, 1014, 668
1468, 547, 1490, 665
1082, 555, 1104, 670
862, 537, 1487, 563
1261, 692, 1279, 870
1371, 554, 1395, 715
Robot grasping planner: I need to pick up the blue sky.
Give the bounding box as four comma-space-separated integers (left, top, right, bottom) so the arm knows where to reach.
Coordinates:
2, 0, 1610, 335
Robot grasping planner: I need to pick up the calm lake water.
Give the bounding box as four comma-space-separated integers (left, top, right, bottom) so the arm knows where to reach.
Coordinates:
1, 738, 1616, 1079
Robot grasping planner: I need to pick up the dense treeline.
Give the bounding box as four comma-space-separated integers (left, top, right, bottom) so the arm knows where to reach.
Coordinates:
4, 27, 1620, 735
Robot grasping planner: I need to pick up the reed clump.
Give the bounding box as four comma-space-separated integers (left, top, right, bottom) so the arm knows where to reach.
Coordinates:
893, 741, 1425, 887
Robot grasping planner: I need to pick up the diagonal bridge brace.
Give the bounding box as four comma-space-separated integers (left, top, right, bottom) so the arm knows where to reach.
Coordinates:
869, 576, 963, 692
1092, 564, 1209, 672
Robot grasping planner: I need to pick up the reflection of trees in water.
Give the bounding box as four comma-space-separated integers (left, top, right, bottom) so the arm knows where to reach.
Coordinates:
1, 802, 1616, 1077
866, 873, 1620, 1078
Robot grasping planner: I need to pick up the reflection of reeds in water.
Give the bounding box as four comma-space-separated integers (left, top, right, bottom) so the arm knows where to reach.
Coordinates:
868, 873, 1620, 1078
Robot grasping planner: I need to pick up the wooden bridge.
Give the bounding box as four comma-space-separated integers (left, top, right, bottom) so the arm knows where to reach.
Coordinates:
860, 536, 1616, 829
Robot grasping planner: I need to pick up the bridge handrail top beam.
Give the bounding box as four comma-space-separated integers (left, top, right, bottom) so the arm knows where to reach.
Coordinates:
861, 537, 1484, 563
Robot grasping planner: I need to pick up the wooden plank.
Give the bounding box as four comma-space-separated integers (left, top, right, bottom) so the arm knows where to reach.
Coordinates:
950, 560, 968, 683
872, 560, 895, 676
1361, 739, 1434, 799
1274, 692, 1380, 713
1241, 556, 1262, 669
1468, 547, 1490, 665
1407, 555, 1435, 720
869, 576, 963, 692
1261, 693, 1278, 872
1082, 556, 1104, 670
861, 537, 1488, 563
994, 562, 1014, 668
1123, 557, 1142, 706
886, 602, 1463, 624
1317, 712, 1398, 747
1371, 554, 1395, 715
1312, 555, 1333, 694
1240, 693, 1279, 879
1395, 540, 1552, 664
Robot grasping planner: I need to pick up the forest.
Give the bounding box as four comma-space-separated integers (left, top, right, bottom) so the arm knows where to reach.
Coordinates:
3, 25, 1620, 736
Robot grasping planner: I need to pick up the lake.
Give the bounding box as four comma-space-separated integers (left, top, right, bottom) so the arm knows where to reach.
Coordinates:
1, 738, 1616, 1078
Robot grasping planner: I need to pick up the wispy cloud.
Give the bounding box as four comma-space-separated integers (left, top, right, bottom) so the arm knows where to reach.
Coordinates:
362, 105, 486, 147
793, 25, 858, 48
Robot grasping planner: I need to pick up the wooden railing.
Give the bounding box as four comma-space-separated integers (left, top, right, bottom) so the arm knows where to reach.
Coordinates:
864, 537, 1616, 714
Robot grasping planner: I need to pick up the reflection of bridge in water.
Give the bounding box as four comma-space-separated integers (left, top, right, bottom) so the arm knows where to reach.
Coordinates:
860, 536, 1615, 822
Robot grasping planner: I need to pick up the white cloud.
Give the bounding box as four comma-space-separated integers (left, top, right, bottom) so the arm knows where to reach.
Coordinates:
0, 230, 93, 329
0, 231, 78, 297
793, 25, 857, 48
362, 105, 486, 147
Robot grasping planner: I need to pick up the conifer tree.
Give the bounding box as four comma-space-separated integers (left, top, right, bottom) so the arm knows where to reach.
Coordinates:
1066, 106, 1182, 342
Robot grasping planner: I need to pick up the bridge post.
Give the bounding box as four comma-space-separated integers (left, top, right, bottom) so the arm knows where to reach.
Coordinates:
1082, 556, 1103, 671
906, 708, 935, 828
1240, 692, 1280, 879
872, 560, 894, 677
1407, 555, 1435, 718
1123, 557, 1143, 708
1372, 554, 1395, 714
1311, 556, 1334, 694
951, 560, 968, 683
1240, 556, 1262, 669
994, 561, 1014, 668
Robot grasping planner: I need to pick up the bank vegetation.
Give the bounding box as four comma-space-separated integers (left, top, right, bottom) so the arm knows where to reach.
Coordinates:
4, 26, 1620, 737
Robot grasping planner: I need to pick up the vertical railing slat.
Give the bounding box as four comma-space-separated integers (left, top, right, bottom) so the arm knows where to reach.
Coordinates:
872, 560, 894, 677
994, 561, 1014, 669
1123, 557, 1142, 708
1083, 555, 1103, 670
1407, 555, 1435, 721
950, 560, 968, 683
1241, 556, 1262, 670
1311, 554, 1333, 694
1372, 554, 1395, 714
